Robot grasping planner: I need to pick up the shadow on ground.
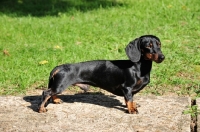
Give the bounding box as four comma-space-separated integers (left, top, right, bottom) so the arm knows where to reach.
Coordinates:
0, 0, 125, 17
23, 92, 126, 112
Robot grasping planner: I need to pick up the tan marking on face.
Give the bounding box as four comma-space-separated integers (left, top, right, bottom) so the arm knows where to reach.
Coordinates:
144, 53, 159, 62
152, 54, 158, 61
145, 53, 153, 60
146, 43, 153, 49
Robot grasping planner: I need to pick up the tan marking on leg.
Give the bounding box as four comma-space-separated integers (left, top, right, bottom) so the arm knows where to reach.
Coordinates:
52, 95, 63, 104
127, 101, 138, 114
133, 102, 137, 112
38, 95, 51, 113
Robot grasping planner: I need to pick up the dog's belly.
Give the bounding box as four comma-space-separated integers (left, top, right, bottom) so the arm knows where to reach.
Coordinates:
103, 85, 124, 96
77, 79, 124, 96
84, 82, 124, 96
81, 81, 124, 96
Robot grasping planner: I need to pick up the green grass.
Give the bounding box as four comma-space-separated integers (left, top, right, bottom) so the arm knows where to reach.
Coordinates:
0, 0, 200, 96
183, 105, 200, 117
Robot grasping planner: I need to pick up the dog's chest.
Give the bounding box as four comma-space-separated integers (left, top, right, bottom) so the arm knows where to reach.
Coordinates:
132, 75, 149, 92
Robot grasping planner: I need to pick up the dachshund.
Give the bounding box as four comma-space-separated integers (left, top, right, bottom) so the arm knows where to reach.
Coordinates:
38, 35, 165, 114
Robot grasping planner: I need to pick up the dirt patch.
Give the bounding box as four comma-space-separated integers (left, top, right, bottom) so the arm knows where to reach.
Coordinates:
0, 91, 191, 132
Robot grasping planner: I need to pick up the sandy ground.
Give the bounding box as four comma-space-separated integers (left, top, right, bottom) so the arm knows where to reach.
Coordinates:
0, 90, 191, 132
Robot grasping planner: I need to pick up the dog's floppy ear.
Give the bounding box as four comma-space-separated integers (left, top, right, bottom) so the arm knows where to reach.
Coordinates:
125, 38, 141, 62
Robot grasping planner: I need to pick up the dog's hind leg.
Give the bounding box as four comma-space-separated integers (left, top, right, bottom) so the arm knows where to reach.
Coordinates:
38, 65, 77, 112
38, 86, 66, 112
52, 83, 90, 104
38, 74, 68, 112
38, 89, 52, 113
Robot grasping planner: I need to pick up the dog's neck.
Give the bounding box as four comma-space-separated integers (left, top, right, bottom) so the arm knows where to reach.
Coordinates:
137, 58, 152, 76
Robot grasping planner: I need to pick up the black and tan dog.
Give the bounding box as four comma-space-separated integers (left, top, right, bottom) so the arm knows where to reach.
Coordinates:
38, 35, 165, 114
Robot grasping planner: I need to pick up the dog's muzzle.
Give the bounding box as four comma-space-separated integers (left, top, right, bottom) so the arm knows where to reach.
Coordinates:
144, 53, 165, 63
156, 54, 165, 63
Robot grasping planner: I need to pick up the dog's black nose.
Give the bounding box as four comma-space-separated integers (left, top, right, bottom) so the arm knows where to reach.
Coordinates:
156, 55, 165, 63
160, 55, 165, 60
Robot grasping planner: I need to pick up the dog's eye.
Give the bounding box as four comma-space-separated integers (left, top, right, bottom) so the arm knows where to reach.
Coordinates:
146, 43, 153, 48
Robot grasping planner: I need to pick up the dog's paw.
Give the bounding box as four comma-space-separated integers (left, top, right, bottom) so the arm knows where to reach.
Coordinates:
52, 95, 63, 104
38, 107, 48, 113
53, 98, 63, 104
128, 109, 138, 114
127, 101, 139, 114
128, 108, 138, 114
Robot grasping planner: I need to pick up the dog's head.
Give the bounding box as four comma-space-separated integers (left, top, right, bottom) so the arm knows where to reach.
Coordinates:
125, 35, 165, 63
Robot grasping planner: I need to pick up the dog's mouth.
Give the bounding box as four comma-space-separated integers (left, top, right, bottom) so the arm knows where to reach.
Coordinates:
144, 53, 165, 63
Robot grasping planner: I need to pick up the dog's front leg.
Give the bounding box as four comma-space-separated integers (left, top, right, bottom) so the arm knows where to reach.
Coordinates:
122, 87, 138, 114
